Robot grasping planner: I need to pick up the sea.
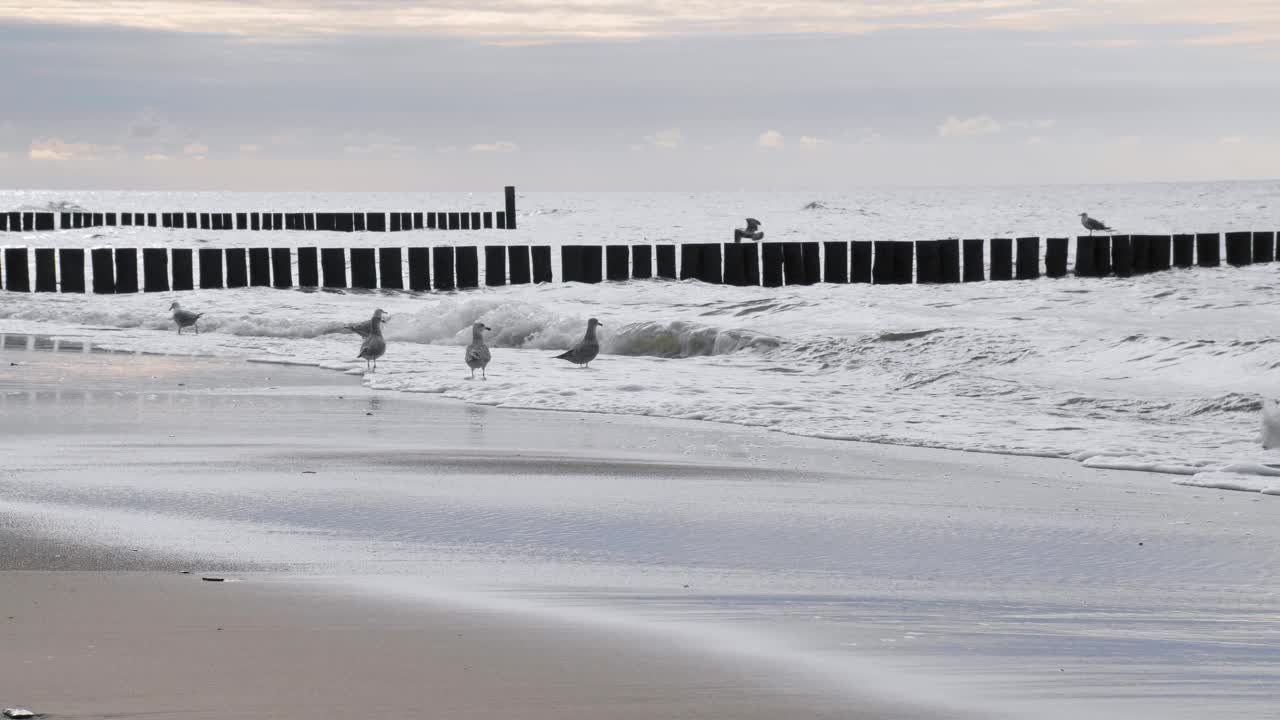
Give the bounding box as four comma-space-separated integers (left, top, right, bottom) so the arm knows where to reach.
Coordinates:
2, 181, 1280, 492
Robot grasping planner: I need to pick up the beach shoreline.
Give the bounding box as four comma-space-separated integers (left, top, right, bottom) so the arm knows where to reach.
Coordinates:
2, 340, 1278, 719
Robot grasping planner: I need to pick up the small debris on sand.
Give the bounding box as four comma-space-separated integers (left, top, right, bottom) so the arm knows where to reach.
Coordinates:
201, 577, 226, 582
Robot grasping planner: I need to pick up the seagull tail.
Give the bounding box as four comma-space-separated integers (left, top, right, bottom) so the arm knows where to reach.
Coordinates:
554, 350, 573, 361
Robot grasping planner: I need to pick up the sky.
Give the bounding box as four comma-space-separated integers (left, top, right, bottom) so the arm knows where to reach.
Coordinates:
0, 0, 1278, 190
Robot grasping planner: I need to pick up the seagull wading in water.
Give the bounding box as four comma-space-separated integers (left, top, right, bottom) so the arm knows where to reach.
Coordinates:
555, 318, 602, 368
356, 308, 388, 372
169, 302, 204, 335
465, 322, 492, 379
1079, 213, 1113, 235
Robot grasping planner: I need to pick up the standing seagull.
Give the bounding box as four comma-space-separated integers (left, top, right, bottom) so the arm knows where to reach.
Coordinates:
465, 322, 492, 379
169, 302, 204, 335
555, 318, 602, 368
1079, 213, 1113, 235
357, 308, 388, 372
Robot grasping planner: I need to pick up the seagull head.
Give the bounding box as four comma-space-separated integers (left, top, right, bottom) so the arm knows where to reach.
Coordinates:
169, 302, 180, 311
1079, 213, 1088, 218
373, 308, 388, 322
587, 317, 602, 328
473, 322, 491, 332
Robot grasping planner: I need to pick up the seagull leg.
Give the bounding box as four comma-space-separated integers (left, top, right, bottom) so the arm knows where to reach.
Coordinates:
482, 367, 487, 380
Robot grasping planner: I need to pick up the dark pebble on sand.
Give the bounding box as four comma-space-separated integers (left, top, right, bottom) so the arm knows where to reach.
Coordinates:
201, 577, 225, 582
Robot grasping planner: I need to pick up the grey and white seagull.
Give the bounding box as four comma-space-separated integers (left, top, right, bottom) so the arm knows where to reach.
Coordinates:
555, 318, 602, 368
169, 302, 204, 335
1079, 213, 1113, 235
465, 322, 492, 379
356, 308, 388, 372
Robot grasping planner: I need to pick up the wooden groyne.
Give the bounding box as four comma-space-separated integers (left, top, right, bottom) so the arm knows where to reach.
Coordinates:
0, 232, 1273, 293
0, 187, 518, 235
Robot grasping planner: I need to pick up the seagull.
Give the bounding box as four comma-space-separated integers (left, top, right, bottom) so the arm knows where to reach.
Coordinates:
734, 218, 764, 243
555, 318, 602, 368
344, 311, 390, 339
169, 302, 204, 335
465, 322, 492, 380
1079, 213, 1113, 235
356, 308, 387, 372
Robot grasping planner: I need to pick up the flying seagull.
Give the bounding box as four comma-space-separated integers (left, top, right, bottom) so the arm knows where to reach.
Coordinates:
734, 218, 764, 243
555, 318, 602, 368
465, 322, 492, 379
356, 308, 388, 372
1079, 213, 1113, 235
169, 302, 204, 335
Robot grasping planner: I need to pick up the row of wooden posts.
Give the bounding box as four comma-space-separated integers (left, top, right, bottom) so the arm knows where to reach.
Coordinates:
0, 232, 1275, 294
0, 188, 518, 234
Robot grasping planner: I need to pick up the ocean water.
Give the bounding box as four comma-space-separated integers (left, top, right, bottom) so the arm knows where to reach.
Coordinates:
3, 182, 1280, 492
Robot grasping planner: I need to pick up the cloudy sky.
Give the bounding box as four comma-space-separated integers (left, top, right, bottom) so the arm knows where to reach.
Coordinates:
0, 1, 1277, 190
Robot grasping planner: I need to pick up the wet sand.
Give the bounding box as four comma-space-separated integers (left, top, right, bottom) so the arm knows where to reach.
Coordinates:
2, 338, 1278, 720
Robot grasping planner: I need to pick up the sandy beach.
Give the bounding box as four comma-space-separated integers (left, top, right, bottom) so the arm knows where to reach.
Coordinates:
2, 338, 1278, 719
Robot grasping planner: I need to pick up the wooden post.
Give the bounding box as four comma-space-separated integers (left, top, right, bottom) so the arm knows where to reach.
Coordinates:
173, 212, 185, 229
379, 247, 404, 289
656, 245, 676, 280
824, 241, 848, 283
401, 213, 412, 232
271, 248, 292, 288
212, 213, 225, 231
225, 248, 248, 288
851, 241, 872, 283
336, 213, 354, 233
297, 247, 319, 287
61, 212, 72, 229
743, 243, 760, 286
508, 246, 531, 284
447, 212, 461, 231
1226, 231, 1251, 266
504, 186, 517, 229
698, 243, 722, 284
350, 248, 377, 289
1014, 237, 1040, 279
1092, 237, 1111, 275
1045, 238, 1068, 277
631, 245, 652, 280
485, 246, 507, 286
390, 213, 402, 232
272, 213, 283, 230
482, 212, 493, 229
1111, 235, 1133, 277
5, 211, 17, 230
59, 248, 85, 293
34, 249, 57, 292
469, 212, 481, 230
1130, 235, 1151, 274
413, 212, 424, 230
113, 248, 139, 293
72, 213, 83, 229
872, 241, 895, 284
352, 214, 365, 232
962, 239, 984, 282
679, 244, 701, 281
892, 242, 914, 284
236, 213, 248, 230
408, 247, 431, 290
782, 243, 805, 285
199, 248, 223, 288
532, 246, 553, 283
915, 240, 940, 283
432, 247, 455, 290
580, 246, 602, 284
200, 213, 211, 230
990, 238, 1013, 281
159, 212, 170, 228
938, 239, 960, 283
606, 245, 628, 281
1254, 231, 1275, 263
321, 248, 346, 288
427, 212, 437, 230
802, 242, 821, 284
723, 243, 746, 285
366, 213, 386, 232
314, 213, 329, 232
251, 212, 261, 231
1147, 235, 1172, 271
561, 246, 584, 283
171, 249, 194, 291
248, 248, 270, 286
186, 212, 197, 229
94, 213, 105, 227
1075, 237, 1096, 276
92, 248, 116, 293
36, 213, 54, 231
761, 243, 784, 287
456, 246, 480, 288
143, 248, 170, 292
495, 212, 506, 229
1196, 233, 1220, 267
